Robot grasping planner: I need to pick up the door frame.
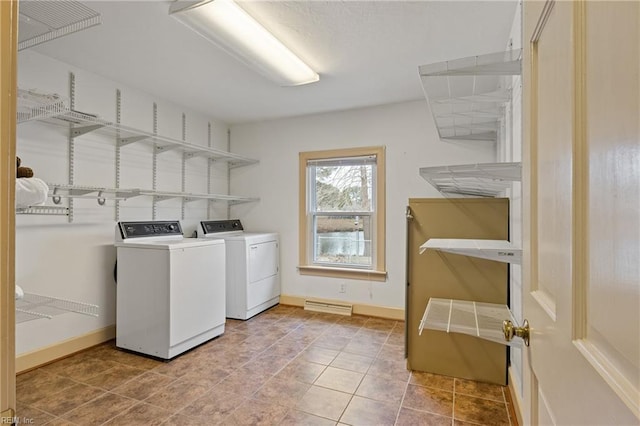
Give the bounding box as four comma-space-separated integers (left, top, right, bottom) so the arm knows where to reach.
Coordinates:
0, 0, 17, 418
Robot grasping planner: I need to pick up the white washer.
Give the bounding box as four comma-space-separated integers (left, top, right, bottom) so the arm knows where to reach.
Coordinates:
200, 220, 280, 320
115, 221, 225, 359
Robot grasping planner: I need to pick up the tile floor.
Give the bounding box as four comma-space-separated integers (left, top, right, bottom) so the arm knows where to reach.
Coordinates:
17, 305, 516, 425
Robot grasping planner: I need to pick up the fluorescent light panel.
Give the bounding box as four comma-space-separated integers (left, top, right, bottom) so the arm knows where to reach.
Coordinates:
169, 0, 319, 86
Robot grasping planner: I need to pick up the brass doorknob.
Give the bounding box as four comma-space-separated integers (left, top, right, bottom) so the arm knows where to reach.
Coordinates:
503, 319, 530, 346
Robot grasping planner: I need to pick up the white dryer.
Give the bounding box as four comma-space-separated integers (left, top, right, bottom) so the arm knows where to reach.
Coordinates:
115, 221, 225, 359
200, 220, 280, 320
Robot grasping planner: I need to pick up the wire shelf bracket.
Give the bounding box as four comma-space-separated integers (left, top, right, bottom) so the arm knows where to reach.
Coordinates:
18, 0, 101, 51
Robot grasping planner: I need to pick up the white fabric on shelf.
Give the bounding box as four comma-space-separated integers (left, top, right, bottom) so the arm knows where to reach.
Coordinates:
15, 177, 49, 208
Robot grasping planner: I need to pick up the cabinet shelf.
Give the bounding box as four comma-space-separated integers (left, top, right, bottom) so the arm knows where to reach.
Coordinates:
420, 238, 521, 264
17, 90, 258, 168
419, 49, 522, 142
16, 292, 99, 324
419, 298, 520, 347
420, 162, 521, 197
18, 0, 101, 51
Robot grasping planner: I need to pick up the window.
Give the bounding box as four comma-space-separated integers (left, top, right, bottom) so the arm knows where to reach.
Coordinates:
299, 146, 386, 281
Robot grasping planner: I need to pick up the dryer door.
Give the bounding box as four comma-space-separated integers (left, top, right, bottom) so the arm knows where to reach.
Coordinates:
247, 240, 280, 309
248, 241, 278, 282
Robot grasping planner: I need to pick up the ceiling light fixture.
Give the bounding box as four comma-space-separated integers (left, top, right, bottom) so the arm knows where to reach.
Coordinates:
169, 0, 319, 86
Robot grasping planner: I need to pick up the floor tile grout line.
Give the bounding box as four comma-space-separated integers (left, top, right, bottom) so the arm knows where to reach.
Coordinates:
452, 380, 457, 426
454, 391, 507, 403
502, 385, 514, 426
393, 367, 413, 425
335, 389, 356, 425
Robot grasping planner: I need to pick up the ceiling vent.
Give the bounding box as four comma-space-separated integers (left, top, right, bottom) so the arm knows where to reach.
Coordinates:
18, 0, 101, 51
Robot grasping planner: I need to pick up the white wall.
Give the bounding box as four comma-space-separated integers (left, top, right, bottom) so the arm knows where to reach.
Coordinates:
16, 51, 231, 355
229, 100, 495, 310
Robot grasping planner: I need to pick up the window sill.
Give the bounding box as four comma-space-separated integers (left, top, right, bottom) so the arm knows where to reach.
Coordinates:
298, 265, 387, 282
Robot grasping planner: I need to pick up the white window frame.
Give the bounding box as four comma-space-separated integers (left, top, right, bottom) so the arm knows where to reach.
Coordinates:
298, 146, 387, 281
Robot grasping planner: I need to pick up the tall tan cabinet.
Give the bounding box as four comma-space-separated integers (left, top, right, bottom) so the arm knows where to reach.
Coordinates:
406, 198, 509, 385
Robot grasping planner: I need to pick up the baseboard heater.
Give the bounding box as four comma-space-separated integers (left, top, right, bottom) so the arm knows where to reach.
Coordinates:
304, 300, 353, 316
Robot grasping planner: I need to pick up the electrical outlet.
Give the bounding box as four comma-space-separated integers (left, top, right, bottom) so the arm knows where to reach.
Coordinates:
339, 283, 347, 293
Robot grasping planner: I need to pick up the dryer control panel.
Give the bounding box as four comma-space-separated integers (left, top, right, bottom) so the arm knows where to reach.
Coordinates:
118, 221, 183, 239
201, 219, 243, 235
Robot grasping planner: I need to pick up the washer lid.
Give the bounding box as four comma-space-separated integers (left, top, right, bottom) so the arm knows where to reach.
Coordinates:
115, 237, 224, 250
219, 232, 278, 243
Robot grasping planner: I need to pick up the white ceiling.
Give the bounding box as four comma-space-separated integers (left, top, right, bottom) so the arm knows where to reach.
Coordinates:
29, 0, 518, 124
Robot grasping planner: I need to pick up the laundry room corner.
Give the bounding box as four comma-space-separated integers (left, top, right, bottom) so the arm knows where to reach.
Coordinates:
15, 50, 234, 370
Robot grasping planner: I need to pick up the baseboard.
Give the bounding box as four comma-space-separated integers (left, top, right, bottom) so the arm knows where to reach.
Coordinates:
16, 325, 115, 374
507, 366, 524, 426
280, 294, 404, 321
304, 300, 353, 316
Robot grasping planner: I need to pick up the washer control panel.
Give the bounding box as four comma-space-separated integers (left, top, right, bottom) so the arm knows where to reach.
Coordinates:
201, 219, 243, 235
118, 221, 183, 239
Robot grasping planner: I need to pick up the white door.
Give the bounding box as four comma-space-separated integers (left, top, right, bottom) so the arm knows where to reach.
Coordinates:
522, 1, 639, 424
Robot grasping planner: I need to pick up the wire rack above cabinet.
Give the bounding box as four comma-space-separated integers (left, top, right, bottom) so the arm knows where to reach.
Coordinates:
420, 162, 521, 197
18, 0, 101, 51
419, 49, 522, 142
